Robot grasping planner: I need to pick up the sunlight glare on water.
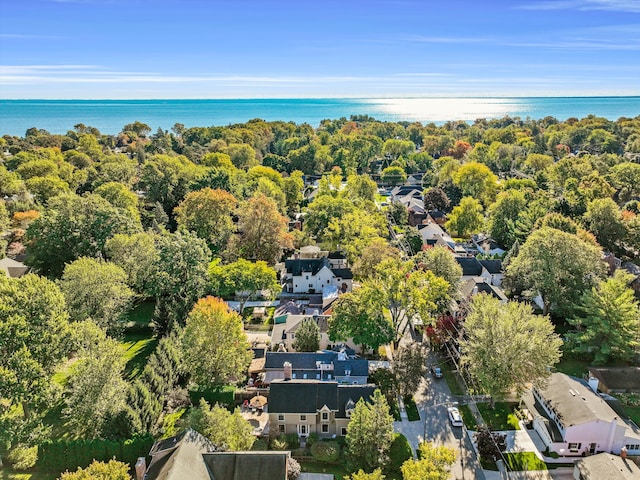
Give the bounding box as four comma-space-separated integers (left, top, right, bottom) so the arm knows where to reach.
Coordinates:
366, 98, 522, 122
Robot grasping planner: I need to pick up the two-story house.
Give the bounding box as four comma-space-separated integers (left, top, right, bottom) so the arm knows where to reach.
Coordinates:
268, 379, 376, 438
260, 350, 369, 385
270, 314, 361, 353
524, 373, 640, 457
282, 257, 353, 294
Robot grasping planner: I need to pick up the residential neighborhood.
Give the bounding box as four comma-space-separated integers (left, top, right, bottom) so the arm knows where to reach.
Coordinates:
1, 112, 640, 480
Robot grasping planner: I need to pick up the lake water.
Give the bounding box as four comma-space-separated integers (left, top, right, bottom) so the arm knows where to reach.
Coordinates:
1, 97, 639, 136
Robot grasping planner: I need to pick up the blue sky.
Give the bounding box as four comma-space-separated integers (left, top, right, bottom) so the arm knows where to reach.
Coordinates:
0, 0, 639, 98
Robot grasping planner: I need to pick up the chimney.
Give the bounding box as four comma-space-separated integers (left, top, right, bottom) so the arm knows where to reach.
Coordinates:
588, 375, 599, 393
283, 362, 292, 381
135, 457, 146, 480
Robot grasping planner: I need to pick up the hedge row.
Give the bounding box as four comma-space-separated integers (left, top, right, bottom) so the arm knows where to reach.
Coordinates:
37, 435, 154, 474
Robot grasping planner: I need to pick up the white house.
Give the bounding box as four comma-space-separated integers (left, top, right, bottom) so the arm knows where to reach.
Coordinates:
282, 257, 353, 294
524, 373, 640, 457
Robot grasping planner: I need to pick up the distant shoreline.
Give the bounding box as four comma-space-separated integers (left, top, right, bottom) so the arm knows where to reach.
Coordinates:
2, 97, 639, 137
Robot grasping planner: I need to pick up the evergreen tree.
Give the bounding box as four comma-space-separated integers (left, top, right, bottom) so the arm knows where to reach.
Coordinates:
292, 318, 321, 352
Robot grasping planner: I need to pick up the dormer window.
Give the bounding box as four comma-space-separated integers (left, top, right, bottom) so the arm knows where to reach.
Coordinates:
345, 370, 351, 376
322, 412, 329, 421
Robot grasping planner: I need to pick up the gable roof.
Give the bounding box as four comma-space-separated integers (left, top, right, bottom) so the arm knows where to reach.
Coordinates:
269, 380, 376, 416
460, 277, 508, 302
455, 257, 484, 276
331, 268, 353, 280
146, 429, 216, 480
264, 351, 369, 377
575, 453, 640, 480
0, 257, 29, 278
588, 367, 640, 392
203, 451, 288, 480
478, 259, 503, 275
285, 257, 332, 276
535, 373, 625, 427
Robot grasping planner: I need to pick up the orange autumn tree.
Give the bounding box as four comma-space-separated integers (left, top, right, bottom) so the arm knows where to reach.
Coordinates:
12, 210, 39, 229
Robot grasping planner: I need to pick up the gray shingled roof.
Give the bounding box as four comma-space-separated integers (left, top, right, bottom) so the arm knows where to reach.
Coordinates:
478, 259, 503, 274
269, 381, 376, 416
575, 453, 640, 480
455, 257, 484, 276
203, 451, 288, 480
264, 352, 368, 377
145, 429, 216, 480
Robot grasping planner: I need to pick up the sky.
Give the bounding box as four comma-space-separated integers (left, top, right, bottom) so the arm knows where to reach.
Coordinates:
0, 0, 639, 99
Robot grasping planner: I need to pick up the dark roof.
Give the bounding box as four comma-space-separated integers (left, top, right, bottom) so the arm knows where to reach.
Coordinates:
455, 257, 484, 276
202, 452, 289, 480
146, 429, 216, 480
461, 278, 508, 302
478, 259, 503, 274
264, 351, 369, 377
269, 380, 376, 416
285, 257, 331, 276
328, 251, 347, 259
331, 268, 354, 280
588, 367, 640, 391
428, 210, 447, 219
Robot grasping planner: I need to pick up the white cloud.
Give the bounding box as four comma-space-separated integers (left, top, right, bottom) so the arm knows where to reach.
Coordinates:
517, 0, 640, 13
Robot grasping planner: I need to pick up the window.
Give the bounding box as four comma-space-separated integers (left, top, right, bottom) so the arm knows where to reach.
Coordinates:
626, 444, 640, 450
322, 424, 329, 433
341, 427, 347, 436
327, 374, 332, 379
345, 370, 351, 376
568, 443, 581, 451
278, 414, 285, 422
300, 415, 306, 421
327, 280, 330, 284
316, 374, 320, 379
303, 373, 307, 379
279, 425, 285, 433
322, 412, 329, 421
305, 275, 309, 280
292, 373, 296, 379
309, 283, 313, 288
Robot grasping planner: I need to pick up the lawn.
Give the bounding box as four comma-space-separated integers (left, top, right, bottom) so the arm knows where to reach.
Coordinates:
119, 333, 158, 380
299, 460, 348, 480
441, 362, 466, 396
504, 452, 547, 471
403, 396, 420, 421
124, 301, 155, 331
477, 402, 520, 431
0, 470, 57, 480
553, 355, 591, 378
458, 404, 478, 430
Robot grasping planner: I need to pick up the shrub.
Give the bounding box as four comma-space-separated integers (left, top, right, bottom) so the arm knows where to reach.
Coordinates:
387, 434, 412, 472
306, 432, 320, 447
189, 385, 235, 408
270, 433, 289, 451
286, 433, 300, 449
287, 457, 301, 480
251, 438, 269, 451
310, 440, 341, 462
7, 444, 38, 470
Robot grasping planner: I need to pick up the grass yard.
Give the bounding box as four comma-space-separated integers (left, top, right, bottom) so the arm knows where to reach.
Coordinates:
553, 355, 590, 378
477, 402, 520, 431
441, 362, 466, 396
504, 452, 547, 471
299, 460, 348, 480
404, 396, 420, 421
458, 404, 478, 430
119, 333, 158, 380
0, 471, 57, 480
124, 301, 155, 331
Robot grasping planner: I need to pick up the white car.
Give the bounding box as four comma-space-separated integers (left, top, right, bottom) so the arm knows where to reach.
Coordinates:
447, 407, 463, 427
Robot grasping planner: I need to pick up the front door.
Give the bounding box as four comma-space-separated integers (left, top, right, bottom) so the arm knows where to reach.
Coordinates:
589, 443, 597, 454
299, 424, 307, 437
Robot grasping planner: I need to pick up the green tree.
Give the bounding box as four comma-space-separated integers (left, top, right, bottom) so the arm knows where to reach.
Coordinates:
610, 162, 640, 202
232, 193, 293, 264
506, 227, 606, 316
225, 143, 257, 169
452, 161, 498, 205
444, 196, 483, 238
352, 239, 402, 281
105, 232, 159, 295
186, 399, 255, 451
344, 174, 378, 202
0, 274, 70, 432
59, 258, 134, 333
583, 198, 627, 254
401, 442, 456, 480
174, 187, 237, 254
329, 286, 394, 352
151, 231, 211, 332
460, 295, 562, 406
392, 343, 426, 399
63, 322, 127, 438
346, 469, 385, 480
414, 246, 462, 297
487, 189, 528, 249
304, 195, 355, 239
25, 193, 141, 277
381, 166, 407, 186
209, 258, 280, 313
346, 390, 395, 472
25, 176, 70, 203
568, 271, 640, 365
181, 297, 252, 387
94, 181, 140, 220
423, 187, 450, 213
283, 170, 305, 214
58, 459, 131, 480
292, 318, 321, 352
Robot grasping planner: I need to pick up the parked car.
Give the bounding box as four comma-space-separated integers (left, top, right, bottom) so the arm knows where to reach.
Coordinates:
431, 366, 443, 378
448, 407, 463, 427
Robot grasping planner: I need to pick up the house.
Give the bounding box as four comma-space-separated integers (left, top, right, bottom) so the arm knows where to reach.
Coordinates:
587, 367, 640, 394
270, 314, 361, 354
471, 233, 506, 257
0, 257, 29, 278
427, 210, 447, 226
460, 277, 508, 304
282, 257, 353, 294
418, 222, 456, 251
523, 373, 640, 457
268, 379, 376, 438
478, 259, 504, 286
140, 428, 291, 480
260, 350, 369, 385
574, 452, 640, 480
